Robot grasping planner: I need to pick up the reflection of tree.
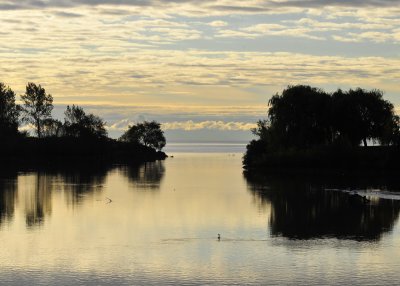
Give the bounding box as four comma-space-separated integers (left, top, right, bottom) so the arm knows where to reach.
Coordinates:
25, 166, 108, 226
0, 162, 162, 229
246, 173, 400, 241
0, 172, 17, 226
25, 172, 53, 227
60, 165, 108, 206
122, 161, 165, 190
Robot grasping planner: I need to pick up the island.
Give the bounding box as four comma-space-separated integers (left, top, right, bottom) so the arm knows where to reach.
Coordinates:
243, 85, 400, 172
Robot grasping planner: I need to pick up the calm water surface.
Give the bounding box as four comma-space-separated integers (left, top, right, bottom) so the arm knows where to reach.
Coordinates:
1, 147, 400, 285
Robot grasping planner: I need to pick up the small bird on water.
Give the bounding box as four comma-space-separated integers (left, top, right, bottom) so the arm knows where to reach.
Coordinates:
218, 234, 221, 241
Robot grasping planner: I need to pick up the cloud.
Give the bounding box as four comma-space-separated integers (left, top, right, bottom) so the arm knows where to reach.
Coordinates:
107, 119, 257, 131
1, 0, 399, 14
217, 23, 326, 40
291, 18, 393, 31
53, 11, 83, 17
1, 1, 399, 118
0, 1, 398, 46
215, 16, 399, 42
208, 20, 228, 27
4, 47, 400, 105
1, 0, 399, 9
162, 120, 257, 131
333, 31, 395, 43
271, 0, 400, 8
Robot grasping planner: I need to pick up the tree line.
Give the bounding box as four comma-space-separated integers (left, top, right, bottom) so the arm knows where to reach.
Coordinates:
252, 85, 399, 149
244, 85, 400, 170
0, 82, 166, 151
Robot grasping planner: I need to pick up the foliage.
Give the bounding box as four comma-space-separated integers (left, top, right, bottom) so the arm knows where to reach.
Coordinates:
0, 83, 20, 137
64, 105, 107, 139
258, 85, 398, 149
20, 83, 53, 138
0, 82, 167, 165
251, 120, 269, 141
42, 119, 64, 138
244, 85, 400, 169
267, 85, 333, 148
120, 121, 166, 151
332, 88, 398, 146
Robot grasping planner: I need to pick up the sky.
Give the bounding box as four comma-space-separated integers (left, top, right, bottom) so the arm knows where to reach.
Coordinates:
1, 0, 399, 142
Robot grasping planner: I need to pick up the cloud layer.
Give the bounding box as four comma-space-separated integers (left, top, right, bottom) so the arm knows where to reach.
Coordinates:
107, 119, 256, 132
2, 0, 399, 140
1, 0, 399, 11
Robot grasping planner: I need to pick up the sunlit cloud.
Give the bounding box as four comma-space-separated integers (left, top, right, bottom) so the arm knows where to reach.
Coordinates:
3, 49, 399, 97
107, 119, 256, 132
162, 120, 257, 131
333, 31, 396, 43
208, 20, 228, 27
1, 0, 399, 140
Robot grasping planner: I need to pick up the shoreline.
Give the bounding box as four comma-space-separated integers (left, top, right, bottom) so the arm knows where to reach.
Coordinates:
243, 145, 400, 173
0, 137, 167, 169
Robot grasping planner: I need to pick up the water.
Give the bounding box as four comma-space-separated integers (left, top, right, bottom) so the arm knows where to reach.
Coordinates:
164, 142, 247, 154
1, 145, 400, 285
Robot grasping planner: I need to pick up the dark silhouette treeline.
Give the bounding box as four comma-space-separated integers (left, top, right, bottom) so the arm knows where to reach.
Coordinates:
0, 82, 167, 165
245, 172, 400, 241
244, 85, 400, 171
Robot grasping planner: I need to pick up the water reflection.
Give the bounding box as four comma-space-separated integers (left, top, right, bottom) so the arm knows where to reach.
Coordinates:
121, 161, 165, 190
58, 165, 109, 205
0, 171, 17, 226
0, 161, 164, 229
246, 173, 400, 241
24, 173, 53, 227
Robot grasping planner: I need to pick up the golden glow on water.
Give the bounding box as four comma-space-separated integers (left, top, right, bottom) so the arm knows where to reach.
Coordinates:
1, 153, 400, 285
0, 155, 268, 279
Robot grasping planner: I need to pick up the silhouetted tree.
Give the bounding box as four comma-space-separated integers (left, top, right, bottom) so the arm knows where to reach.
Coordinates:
332, 88, 397, 146
268, 85, 332, 148
0, 83, 20, 137
120, 121, 166, 151
252, 85, 399, 149
251, 120, 269, 142
20, 83, 53, 138
64, 105, 107, 139
244, 85, 400, 169
42, 118, 64, 138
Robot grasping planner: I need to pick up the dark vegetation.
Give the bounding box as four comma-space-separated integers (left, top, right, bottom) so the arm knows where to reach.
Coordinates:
0, 82, 167, 166
244, 85, 400, 171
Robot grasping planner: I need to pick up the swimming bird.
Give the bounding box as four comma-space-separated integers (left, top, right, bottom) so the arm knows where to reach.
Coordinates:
218, 234, 221, 241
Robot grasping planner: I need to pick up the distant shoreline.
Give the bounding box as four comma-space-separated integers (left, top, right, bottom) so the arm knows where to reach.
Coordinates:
0, 137, 167, 169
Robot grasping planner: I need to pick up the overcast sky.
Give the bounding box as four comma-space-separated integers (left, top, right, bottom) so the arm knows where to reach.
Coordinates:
1, 0, 399, 141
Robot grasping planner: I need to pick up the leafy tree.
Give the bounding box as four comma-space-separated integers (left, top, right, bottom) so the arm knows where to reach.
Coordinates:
332, 88, 397, 146
64, 105, 107, 139
120, 121, 166, 151
42, 119, 64, 138
267, 85, 332, 148
0, 83, 20, 137
251, 120, 269, 141
20, 83, 53, 138
250, 85, 399, 150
